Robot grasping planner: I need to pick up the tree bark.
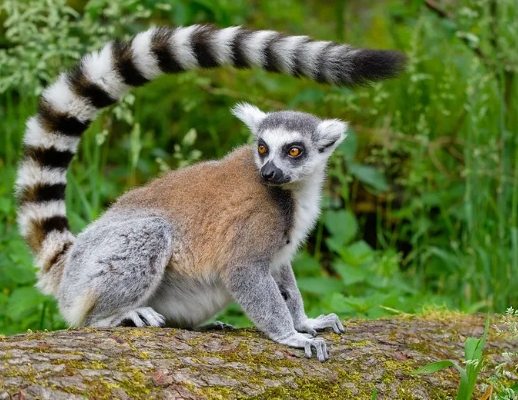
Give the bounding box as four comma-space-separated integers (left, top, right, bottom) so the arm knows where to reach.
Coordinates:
0, 314, 515, 399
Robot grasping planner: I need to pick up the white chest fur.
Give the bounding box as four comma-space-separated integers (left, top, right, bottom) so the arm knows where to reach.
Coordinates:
271, 170, 325, 271
148, 272, 232, 328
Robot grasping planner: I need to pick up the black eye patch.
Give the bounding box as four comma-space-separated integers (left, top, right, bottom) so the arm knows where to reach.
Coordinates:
282, 142, 306, 162
257, 139, 269, 157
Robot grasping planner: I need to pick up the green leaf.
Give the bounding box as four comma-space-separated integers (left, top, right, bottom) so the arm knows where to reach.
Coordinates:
297, 277, 344, 296
337, 128, 357, 163
325, 236, 347, 254
329, 293, 356, 313
343, 296, 377, 314
464, 337, 482, 361
289, 88, 326, 107
465, 315, 490, 361
2, 263, 36, 285
324, 210, 358, 246
342, 241, 374, 266
349, 162, 389, 191
410, 360, 455, 375
333, 262, 367, 286
0, 197, 13, 215
461, 315, 490, 400
293, 252, 322, 276
7, 287, 48, 320
0, 292, 8, 308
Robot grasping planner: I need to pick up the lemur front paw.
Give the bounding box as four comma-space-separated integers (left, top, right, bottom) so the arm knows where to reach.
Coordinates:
117, 307, 166, 327
295, 313, 345, 336
279, 332, 329, 362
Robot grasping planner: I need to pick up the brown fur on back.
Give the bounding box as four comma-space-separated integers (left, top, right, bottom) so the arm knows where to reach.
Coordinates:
112, 146, 289, 276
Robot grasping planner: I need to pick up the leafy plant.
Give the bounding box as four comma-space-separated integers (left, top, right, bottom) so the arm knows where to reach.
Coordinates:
410, 315, 490, 400
489, 307, 518, 399
0, 0, 517, 333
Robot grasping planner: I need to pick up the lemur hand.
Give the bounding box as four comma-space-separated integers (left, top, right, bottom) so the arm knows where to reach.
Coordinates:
278, 332, 330, 362
295, 313, 345, 337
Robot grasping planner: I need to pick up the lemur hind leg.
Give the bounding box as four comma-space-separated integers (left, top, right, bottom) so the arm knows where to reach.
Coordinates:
58, 211, 174, 328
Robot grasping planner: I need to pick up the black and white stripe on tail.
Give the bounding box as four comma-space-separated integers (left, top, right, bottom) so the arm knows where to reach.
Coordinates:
15, 24, 406, 295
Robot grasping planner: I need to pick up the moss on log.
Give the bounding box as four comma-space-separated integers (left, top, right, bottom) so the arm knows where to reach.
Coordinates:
0, 313, 516, 399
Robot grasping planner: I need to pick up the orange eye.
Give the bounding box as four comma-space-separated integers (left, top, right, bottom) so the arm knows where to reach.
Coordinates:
288, 147, 301, 157
258, 144, 267, 155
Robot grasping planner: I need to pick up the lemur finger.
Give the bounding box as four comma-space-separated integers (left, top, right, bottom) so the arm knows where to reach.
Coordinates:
307, 327, 317, 337
304, 342, 313, 359
328, 314, 345, 333
314, 340, 328, 362
337, 319, 345, 333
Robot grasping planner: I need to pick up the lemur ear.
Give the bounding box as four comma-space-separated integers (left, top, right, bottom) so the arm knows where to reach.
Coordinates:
315, 119, 348, 153
231, 102, 267, 135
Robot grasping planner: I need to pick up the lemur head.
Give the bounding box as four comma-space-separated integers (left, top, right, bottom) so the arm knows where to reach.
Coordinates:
232, 103, 348, 186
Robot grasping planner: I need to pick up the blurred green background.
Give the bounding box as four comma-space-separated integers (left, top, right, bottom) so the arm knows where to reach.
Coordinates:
0, 0, 517, 335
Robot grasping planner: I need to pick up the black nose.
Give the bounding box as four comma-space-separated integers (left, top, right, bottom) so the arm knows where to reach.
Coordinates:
260, 161, 286, 183
261, 169, 275, 180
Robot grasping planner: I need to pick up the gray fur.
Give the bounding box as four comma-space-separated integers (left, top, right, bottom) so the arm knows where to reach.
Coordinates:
258, 111, 320, 137
223, 260, 329, 361
52, 107, 348, 362
58, 209, 174, 327
274, 264, 344, 337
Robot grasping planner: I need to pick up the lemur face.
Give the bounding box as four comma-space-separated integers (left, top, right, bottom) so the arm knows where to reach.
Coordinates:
232, 103, 348, 185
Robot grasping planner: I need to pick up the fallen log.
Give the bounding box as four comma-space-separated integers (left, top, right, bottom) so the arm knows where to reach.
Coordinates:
0, 314, 515, 399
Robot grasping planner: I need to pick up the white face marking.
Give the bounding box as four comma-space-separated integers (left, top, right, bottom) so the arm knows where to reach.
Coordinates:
255, 127, 334, 185
232, 103, 348, 185
257, 128, 297, 163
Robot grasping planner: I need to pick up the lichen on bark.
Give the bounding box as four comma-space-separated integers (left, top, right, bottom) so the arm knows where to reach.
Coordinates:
0, 314, 516, 399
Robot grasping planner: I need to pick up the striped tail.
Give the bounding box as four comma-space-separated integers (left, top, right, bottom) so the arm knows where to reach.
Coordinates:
15, 24, 406, 296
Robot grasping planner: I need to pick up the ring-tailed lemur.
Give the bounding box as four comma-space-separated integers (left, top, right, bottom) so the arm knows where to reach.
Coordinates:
16, 25, 405, 361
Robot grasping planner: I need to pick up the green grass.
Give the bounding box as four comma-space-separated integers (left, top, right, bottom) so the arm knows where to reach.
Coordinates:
0, 0, 517, 345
